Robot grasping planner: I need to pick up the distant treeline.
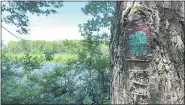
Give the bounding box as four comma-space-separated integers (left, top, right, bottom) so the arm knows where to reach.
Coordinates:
5, 40, 108, 54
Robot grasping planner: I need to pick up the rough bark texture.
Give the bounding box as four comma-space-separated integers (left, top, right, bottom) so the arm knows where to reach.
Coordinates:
110, 1, 184, 104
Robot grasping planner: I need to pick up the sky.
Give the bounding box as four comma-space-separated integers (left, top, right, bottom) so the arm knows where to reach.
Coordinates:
2, 2, 93, 44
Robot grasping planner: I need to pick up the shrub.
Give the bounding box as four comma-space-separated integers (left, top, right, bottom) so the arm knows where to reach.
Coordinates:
21, 53, 43, 71
44, 50, 55, 61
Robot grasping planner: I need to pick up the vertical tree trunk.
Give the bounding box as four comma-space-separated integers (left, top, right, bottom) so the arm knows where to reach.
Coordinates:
110, 1, 184, 104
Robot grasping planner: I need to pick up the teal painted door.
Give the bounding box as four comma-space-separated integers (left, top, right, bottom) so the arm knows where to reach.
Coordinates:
128, 31, 147, 56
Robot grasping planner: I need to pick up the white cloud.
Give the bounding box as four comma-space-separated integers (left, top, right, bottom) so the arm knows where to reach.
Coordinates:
29, 26, 83, 40
2, 26, 84, 45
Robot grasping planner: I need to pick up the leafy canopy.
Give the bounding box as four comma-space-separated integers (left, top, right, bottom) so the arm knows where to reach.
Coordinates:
1, 1, 63, 34
79, 1, 116, 41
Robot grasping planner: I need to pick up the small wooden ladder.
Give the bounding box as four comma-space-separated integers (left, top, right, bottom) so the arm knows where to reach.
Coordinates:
128, 68, 149, 104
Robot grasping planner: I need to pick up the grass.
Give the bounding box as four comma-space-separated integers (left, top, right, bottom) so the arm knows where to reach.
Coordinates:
7, 53, 77, 63
53, 53, 77, 63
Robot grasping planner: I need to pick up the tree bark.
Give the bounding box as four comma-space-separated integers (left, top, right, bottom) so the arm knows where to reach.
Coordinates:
110, 1, 184, 104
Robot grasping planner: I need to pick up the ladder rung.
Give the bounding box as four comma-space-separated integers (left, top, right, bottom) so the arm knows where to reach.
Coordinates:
131, 93, 147, 96
125, 59, 149, 62
131, 80, 147, 86
139, 103, 148, 104
128, 70, 149, 72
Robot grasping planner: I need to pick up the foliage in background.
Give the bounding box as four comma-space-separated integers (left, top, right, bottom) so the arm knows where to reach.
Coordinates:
7, 40, 82, 54
1, 40, 110, 104
1, 1, 116, 104
76, 2, 116, 103
1, 48, 14, 86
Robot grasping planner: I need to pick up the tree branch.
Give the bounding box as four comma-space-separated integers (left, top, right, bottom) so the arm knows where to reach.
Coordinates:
1, 25, 23, 40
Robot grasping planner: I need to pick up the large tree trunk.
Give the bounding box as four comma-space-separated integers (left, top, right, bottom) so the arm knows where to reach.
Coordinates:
110, 1, 184, 104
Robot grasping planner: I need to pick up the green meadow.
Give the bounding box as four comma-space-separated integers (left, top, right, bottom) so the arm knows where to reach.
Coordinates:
7, 53, 77, 63
4, 40, 108, 63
